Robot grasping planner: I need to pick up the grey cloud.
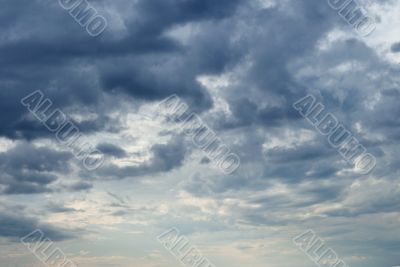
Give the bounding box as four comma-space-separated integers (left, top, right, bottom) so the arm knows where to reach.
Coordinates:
0, 0, 246, 142
62, 181, 93, 192
0, 212, 74, 241
97, 143, 127, 158
391, 42, 400, 53
264, 143, 335, 163
95, 135, 187, 179
46, 202, 77, 213
0, 143, 72, 194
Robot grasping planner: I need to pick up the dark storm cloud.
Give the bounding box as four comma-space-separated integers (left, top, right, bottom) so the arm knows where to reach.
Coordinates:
264, 143, 335, 163
0, 0, 338, 143
212, 0, 340, 131
263, 160, 340, 182
95, 135, 187, 179
46, 202, 77, 213
98, 56, 212, 110
366, 89, 400, 132
59, 181, 93, 192
0, 212, 74, 241
0, 143, 70, 173
391, 42, 400, 53
97, 143, 127, 158
221, 98, 302, 129
200, 157, 211, 164
0, 0, 379, 144
97, 0, 245, 110
0, 0, 249, 142
318, 178, 400, 218
0, 143, 72, 194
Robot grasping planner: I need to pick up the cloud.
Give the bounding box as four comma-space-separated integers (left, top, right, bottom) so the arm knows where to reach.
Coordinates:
0, 143, 72, 194
0, 212, 74, 241
46, 202, 78, 213
0, 0, 399, 266
97, 143, 127, 158
96, 135, 187, 179
391, 42, 400, 53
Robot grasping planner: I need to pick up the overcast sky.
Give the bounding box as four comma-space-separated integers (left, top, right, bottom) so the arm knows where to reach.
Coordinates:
1, 0, 400, 266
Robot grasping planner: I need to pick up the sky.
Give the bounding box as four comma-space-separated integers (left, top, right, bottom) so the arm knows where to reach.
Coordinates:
1, 0, 400, 266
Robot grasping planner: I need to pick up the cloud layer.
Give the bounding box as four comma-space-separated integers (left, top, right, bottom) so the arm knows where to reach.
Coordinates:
0, 0, 399, 267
